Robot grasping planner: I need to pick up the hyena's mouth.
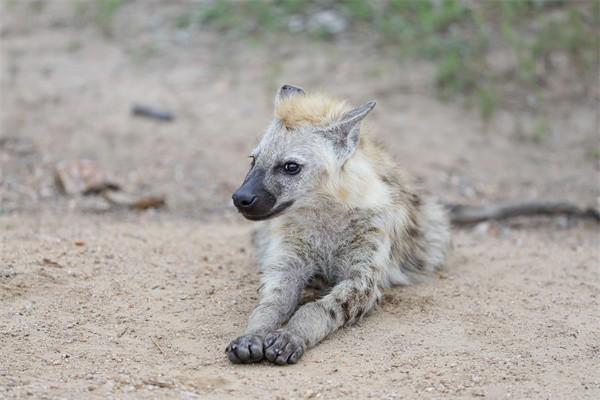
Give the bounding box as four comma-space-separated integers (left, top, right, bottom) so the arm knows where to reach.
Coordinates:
241, 201, 294, 221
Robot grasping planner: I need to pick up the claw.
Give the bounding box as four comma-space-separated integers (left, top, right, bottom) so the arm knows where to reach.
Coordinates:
263, 330, 306, 365
265, 336, 275, 347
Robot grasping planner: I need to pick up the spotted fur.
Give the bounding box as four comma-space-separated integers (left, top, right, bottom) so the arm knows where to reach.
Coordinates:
226, 85, 450, 365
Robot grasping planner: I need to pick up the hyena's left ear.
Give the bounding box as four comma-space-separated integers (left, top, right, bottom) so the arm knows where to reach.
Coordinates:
275, 84, 305, 103
322, 100, 376, 159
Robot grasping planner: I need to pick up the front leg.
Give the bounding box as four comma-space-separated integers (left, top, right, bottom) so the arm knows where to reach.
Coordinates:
226, 264, 309, 363
264, 266, 383, 365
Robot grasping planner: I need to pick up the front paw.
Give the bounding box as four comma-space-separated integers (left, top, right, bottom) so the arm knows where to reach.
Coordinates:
225, 334, 264, 364
264, 330, 306, 365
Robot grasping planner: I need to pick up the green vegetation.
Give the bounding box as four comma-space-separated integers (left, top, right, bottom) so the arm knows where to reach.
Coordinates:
194, 0, 599, 128
78, 0, 597, 136
195, 0, 307, 33
587, 146, 600, 161
94, 0, 124, 37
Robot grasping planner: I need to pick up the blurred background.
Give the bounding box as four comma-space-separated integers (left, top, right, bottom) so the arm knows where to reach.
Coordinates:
1, 2, 599, 398
1, 0, 598, 219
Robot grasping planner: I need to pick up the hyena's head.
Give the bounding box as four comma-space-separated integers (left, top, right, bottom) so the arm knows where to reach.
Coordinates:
232, 84, 375, 221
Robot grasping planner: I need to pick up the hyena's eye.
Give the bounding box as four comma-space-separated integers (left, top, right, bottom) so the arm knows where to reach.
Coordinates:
282, 162, 301, 175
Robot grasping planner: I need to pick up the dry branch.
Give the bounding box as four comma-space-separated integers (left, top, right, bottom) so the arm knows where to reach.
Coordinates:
131, 104, 174, 122
446, 202, 600, 225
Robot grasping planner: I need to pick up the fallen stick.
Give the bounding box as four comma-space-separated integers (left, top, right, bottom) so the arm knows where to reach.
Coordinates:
143, 379, 174, 389
131, 104, 174, 122
100, 190, 166, 210
151, 337, 165, 354
446, 201, 600, 225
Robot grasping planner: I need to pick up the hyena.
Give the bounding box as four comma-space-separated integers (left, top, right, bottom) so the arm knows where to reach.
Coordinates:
226, 85, 450, 365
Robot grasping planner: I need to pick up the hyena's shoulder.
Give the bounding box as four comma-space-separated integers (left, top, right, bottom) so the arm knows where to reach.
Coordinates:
357, 138, 451, 278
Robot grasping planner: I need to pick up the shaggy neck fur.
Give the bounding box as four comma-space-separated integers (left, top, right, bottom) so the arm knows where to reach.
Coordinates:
320, 139, 393, 210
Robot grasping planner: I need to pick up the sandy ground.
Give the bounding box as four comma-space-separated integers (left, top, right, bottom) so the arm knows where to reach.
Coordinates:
1, 214, 599, 399
1, 2, 599, 399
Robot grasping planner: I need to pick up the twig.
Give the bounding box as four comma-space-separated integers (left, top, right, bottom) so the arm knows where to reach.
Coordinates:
101, 190, 166, 210
131, 104, 174, 122
41, 258, 64, 268
151, 337, 165, 354
143, 378, 174, 388
446, 201, 600, 225
122, 233, 148, 242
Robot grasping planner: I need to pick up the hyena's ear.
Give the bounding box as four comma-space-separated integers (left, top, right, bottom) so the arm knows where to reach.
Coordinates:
322, 100, 376, 159
275, 84, 305, 103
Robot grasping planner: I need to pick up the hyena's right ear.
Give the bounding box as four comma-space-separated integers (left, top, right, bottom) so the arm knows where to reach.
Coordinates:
322, 100, 376, 160
275, 84, 305, 103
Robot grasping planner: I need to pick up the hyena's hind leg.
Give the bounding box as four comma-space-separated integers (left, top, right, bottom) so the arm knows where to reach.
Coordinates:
421, 198, 451, 272
263, 266, 384, 365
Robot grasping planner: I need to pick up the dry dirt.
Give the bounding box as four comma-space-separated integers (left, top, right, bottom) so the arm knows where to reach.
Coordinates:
1, 2, 599, 399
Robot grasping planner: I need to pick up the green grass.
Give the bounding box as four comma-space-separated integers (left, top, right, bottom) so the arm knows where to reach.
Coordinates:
195, 0, 598, 131
94, 0, 124, 37
81, 0, 596, 138
175, 14, 193, 29
588, 147, 600, 161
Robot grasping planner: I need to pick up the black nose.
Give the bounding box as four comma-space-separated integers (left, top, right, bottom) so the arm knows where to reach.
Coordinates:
232, 191, 257, 209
